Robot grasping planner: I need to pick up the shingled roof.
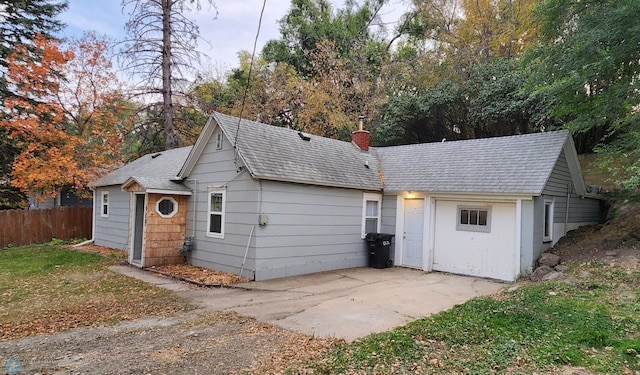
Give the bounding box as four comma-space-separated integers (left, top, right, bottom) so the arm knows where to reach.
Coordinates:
374, 130, 573, 195
101, 113, 583, 197
180, 112, 383, 190
90, 146, 192, 193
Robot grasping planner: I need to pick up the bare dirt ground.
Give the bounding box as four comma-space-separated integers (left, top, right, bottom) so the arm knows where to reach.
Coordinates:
0, 309, 333, 375
1, 246, 335, 374
2, 200, 638, 374
551, 200, 640, 269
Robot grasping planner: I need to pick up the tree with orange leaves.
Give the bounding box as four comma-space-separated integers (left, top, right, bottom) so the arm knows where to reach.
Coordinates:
0, 33, 127, 201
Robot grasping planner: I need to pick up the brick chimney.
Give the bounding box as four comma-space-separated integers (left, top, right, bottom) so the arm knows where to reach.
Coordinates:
352, 115, 370, 152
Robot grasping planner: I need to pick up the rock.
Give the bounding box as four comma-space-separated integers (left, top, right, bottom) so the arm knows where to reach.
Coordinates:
579, 270, 592, 279
530, 265, 554, 282
538, 253, 561, 267
542, 271, 563, 281
602, 239, 622, 249
605, 250, 618, 257
555, 265, 568, 272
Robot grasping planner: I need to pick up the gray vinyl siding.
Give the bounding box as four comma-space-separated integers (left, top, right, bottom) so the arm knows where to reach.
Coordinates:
93, 186, 130, 250
381, 195, 397, 261
566, 195, 601, 223
519, 199, 536, 275
186, 127, 259, 279
542, 150, 573, 198
253, 181, 373, 281
541, 149, 601, 224
531, 150, 601, 256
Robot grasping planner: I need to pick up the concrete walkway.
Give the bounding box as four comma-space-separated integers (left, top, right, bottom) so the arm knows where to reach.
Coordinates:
110, 265, 504, 342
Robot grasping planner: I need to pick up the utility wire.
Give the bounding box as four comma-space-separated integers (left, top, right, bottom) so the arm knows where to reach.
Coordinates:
234, 0, 267, 169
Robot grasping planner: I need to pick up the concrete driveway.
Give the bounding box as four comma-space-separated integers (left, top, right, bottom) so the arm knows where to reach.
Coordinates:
112, 266, 504, 342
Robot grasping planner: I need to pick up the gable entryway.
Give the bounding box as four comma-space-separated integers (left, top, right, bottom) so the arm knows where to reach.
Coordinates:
124, 180, 191, 268
402, 198, 425, 268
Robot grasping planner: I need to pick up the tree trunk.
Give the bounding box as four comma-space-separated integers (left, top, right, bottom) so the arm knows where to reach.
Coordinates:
162, 0, 176, 149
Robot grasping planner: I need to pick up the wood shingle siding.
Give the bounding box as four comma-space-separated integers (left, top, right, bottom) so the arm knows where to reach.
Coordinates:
142, 193, 186, 266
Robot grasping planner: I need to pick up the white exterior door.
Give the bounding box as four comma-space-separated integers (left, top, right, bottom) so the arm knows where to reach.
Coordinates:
402, 198, 424, 268
432, 200, 517, 281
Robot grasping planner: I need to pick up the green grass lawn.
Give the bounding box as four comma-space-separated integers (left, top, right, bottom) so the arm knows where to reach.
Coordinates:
303, 263, 640, 374
0, 244, 192, 339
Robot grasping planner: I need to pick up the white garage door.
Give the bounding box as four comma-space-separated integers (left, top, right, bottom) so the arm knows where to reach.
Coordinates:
432, 200, 517, 281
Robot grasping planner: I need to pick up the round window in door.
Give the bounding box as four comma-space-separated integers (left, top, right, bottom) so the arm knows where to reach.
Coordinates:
156, 197, 178, 218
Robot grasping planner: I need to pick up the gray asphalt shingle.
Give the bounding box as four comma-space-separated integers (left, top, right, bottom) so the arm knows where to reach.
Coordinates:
91, 111, 571, 197
213, 112, 383, 190
90, 146, 192, 189
374, 130, 569, 194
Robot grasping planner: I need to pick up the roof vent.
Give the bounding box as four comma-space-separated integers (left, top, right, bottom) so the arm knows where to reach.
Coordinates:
298, 132, 311, 141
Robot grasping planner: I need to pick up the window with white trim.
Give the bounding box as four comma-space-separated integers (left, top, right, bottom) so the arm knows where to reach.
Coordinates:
543, 200, 554, 242
207, 188, 226, 238
362, 193, 382, 238
101, 191, 109, 218
156, 197, 178, 218
457, 206, 491, 233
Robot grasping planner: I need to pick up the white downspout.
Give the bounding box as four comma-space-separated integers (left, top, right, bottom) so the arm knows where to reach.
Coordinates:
514, 199, 522, 282
564, 183, 571, 236
74, 188, 96, 247
184, 179, 198, 238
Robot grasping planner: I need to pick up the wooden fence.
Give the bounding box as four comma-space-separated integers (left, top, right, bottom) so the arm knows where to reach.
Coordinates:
0, 207, 93, 248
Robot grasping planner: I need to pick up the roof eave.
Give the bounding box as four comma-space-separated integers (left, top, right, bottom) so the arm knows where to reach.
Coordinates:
255, 175, 383, 192
145, 188, 192, 196
563, 136, 588, 196
383, 189, 537, 199
178, 116, 216, 179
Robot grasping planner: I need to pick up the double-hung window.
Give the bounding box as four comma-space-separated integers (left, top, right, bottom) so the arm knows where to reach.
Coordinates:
101, 192, 109, 218
362, 193, 382, 238
207, 188, 226, 238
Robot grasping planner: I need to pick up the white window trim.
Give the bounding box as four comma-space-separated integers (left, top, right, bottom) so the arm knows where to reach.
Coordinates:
543, 199, 554, 242
155, 196, 178, 218
100, 191, 109, 218
456, 205, 491, 233
207, 187, 226, 238
362, 193, 382, 238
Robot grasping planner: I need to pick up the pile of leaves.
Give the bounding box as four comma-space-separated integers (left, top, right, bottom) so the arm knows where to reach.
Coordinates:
150, 264, 249, 286
69, 243, 128, 259
73, 244, 248, 286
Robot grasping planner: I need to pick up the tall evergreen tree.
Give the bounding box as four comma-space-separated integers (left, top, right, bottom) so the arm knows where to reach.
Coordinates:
0, 0, 68, 99
0, 0, 68, 209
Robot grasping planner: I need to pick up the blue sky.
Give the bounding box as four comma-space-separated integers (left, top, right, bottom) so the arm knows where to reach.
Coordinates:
57, 0, 408, 76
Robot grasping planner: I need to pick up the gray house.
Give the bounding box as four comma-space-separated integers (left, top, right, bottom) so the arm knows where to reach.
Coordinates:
90, 112, 601, 282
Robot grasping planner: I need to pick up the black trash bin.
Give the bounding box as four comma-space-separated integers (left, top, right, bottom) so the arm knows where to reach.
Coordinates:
365, 233, 395, 269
